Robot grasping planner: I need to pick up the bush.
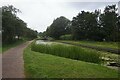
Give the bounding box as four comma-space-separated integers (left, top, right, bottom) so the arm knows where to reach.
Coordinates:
47, 37, 55, 41
31, 43, 101, 63
60, 34, 73, 40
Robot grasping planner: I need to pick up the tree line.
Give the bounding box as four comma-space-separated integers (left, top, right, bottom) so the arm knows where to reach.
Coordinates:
43, 5, 120, 42
2, 5, 38, 44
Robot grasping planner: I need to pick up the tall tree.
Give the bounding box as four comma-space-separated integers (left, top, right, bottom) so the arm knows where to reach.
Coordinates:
2, 5, 38, 44
72, 11, 100, 40
46, 16, 70, 39
2, 5, 19, 43
99, 5, 119, 41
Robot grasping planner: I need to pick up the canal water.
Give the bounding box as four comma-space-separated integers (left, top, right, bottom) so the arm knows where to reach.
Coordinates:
36, 40, 54, 45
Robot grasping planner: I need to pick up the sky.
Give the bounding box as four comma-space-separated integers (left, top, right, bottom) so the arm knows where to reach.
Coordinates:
118, 1, 120, 15
1, 0, 120, 32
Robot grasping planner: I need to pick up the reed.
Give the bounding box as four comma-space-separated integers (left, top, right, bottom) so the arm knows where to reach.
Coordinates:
31, 43, 101, 63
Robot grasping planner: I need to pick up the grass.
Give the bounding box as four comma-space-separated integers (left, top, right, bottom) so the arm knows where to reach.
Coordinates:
2, 40, 26, 53
0, 46, 2, 53
34, 40, 119, 64
24, 44, 118, 78
58, 40, 119, 49
31, 42, 101, 63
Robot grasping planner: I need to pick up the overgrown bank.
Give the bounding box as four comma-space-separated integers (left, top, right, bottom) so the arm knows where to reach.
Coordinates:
31, 42, 101, 63
23, 43, 118, 78
57, 40, 119, 54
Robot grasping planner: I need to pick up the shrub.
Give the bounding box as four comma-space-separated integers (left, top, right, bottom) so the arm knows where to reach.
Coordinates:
60, 34, 73, 40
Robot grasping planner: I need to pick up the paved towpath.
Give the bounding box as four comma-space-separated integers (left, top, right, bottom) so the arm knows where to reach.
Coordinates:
2, 41, 32, 78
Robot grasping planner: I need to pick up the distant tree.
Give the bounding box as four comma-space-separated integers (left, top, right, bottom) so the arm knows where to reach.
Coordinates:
45, 26, 50, 36
2, 5, 19, 43
72, 11, 101, 40
0, 8, 1, 44
116, 15, 120, 41
99, 5, 119, 41
39, 32, 43, 37
44, 4, 119, 41
14, 19, 27, 39
65, 22, 72, 34
46, 16, 70, 39
24, 28, 38, 40
2, 5, 38, 44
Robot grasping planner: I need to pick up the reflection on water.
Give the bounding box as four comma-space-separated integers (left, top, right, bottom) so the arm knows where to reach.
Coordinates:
36, 40, 53, 45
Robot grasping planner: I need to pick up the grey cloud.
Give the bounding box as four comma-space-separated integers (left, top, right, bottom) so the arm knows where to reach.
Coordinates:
65, 2, 117, 11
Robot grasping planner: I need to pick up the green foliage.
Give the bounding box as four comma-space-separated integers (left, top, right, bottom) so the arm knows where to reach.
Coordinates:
46, 16, 71, 39
99, 5, 119, 41
60, 40, 119, 49
44, 5, 119, 42
72, 10, 102, 41
47, 37, 55, 41
2, 39, 26, 53
72, 5, 119, 41
60, 34, 73, 40
2, 5, 38, 44
31, 43, 101, 63
24, 44, 118, 78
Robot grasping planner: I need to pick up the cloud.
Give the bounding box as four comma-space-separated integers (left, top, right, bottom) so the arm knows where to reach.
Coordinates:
67, 2, 117, 10
118, 1, 120, 15
1, 0, 119, 32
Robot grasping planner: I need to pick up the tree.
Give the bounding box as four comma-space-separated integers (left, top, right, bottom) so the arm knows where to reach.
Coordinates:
44, 4, 119, 41
24, 28, 38, 40
2, 5, 19, 43
46, 16, 70, 39
14, 18, 27, 39
72, 11, 101, 40
99, 5, 119, 41
116, 15, 120, 41
2, 5, 38, 44
65, 21, 72, 34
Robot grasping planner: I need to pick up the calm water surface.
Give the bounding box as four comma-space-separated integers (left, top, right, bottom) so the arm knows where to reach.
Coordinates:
36, 40, 53, 45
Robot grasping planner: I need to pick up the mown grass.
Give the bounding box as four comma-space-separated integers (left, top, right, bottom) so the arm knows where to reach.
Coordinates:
2, 40, 26, 53
0, 46, 2, 53
24, 44, 118, 78
31, 42, 101, 63
58, 40, 119, 49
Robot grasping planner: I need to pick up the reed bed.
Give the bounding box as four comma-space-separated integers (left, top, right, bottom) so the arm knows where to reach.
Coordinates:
31, 42, 101, 63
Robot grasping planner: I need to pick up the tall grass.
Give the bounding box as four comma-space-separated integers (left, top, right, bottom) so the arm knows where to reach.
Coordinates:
31, 43, 101, 63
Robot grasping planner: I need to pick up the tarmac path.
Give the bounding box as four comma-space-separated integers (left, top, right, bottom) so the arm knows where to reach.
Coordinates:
2, 41, 32, 78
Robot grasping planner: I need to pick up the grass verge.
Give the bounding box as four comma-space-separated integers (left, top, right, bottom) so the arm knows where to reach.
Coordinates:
0, 46, 1, 53
2, 40, 26, 53
24, 43, 118, 78
58, 40, 119, 49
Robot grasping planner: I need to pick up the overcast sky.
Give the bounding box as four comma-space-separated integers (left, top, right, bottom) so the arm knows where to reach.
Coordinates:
1, 0, 119, 32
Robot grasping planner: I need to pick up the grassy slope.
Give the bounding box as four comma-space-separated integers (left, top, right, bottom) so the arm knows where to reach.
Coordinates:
58, 40, 119, 49
2, 40, 26, 53
0, 46, 1, 53
24, 44, 118, 78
